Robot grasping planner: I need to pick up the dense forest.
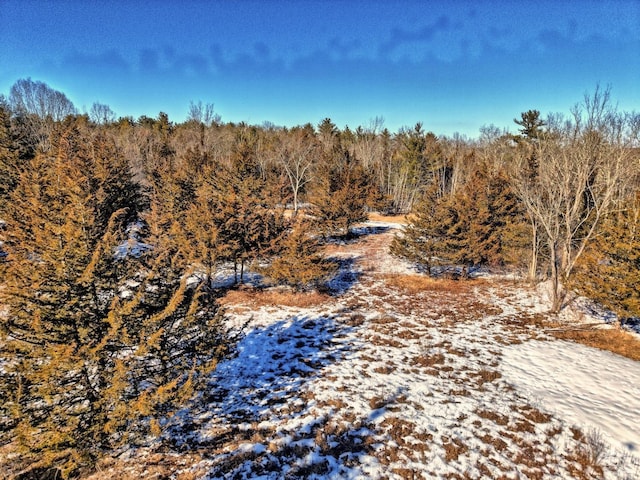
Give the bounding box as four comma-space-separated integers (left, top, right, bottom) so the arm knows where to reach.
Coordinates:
0, 78, 639, 478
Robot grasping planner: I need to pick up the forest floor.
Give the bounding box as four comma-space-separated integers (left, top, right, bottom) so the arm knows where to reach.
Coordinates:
69, 221, 640, 479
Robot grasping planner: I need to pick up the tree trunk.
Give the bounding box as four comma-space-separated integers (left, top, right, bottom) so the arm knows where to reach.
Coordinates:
549, 242, 563, 313
528, 219, 538, 282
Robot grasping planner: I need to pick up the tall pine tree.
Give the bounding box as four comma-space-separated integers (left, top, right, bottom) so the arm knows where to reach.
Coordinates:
310, 146, 372, 237
260, 218, 336, 290
0, 125, 137, 476
0, 103, 19, 212
392, 164, 526, 276
206, 130, 287, 283
0, 122, 226, 478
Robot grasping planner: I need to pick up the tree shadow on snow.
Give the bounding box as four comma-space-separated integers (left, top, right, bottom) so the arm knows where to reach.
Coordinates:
325, 256, 361, 296
164, 315, 354, 446
161, 312, 415, 477
324, 225, 390, 245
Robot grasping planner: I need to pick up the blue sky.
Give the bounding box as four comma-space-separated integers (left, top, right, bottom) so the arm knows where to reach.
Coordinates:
1, 0, 638, 137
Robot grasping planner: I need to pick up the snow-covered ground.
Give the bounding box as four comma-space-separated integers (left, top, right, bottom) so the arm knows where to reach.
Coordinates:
88, 222, 639, 479
501, 340, 640, 455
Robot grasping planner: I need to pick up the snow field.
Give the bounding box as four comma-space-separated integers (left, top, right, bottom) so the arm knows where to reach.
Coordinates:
501, 340, 640, 455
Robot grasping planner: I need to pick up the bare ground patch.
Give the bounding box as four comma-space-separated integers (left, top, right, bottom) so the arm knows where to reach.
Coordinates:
219, 286, 331, 309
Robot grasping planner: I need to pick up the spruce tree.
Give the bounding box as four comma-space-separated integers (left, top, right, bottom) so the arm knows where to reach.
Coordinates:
117, 166, 225, 442
0, 104, 19, 212
449, 167, 526, 271
0, 127, 136, 476
514, 109, 545, 140
391, 165, 527, 276
0, 123, 225, 478
309, 146, 371, 237
183, 171, 225, 285
571, 192, 640, 321
390, 183, 445, 275
261, 218, 336, 290
207, 131, 287, 283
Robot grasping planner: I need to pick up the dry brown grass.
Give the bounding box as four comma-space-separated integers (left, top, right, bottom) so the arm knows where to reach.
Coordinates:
345, 313, 366, 327
513, 419, 536, 434
549, 324, 640, 361
370, 315, 397, 324
219, 287, 331, 309
322, 242, 354, 256
509, 438, 551, 472
510, 313, 548, 328
442, 436, 469, 462
392, 467, 422, 479
367, 212, 408, 224
369, 395, 389, 410
382, 274, 480, 295
85, 452, 209, 480
475, 408, 510, 426
412, 353, 446, 367
514, 405, 552, 424
374, 417, 432, 468
381, 417, 432, 447
369, 335, 405, 348
474, 369, 502, 386
396, 329, 422, 340
478, 433, 508, 452
566, 428, 607, 480
373, 363, 395, 374
449, 388, 471, 397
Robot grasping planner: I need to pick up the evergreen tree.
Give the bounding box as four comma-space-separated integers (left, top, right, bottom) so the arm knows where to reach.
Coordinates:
88, 131, 142, 231
392, 165, 526, 276
183, 171, 224, 285
0, 127, 136, 476
449, 167, 526, 270
390, 183, 445, 275
260, 218, 336, 290
0, 103, 19, 211
317, 117, 339, 153
0, 123, 225, 477
309, 146, 371, 237
514, 109, 545, 140
207, 130, 288, 283
119, 167, 225, 442
571, 192, 640, 321
388, 123, 428, 213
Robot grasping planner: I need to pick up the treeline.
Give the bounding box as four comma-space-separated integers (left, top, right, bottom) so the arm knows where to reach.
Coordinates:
393, 94, 640, 315
0, 78, 639, 477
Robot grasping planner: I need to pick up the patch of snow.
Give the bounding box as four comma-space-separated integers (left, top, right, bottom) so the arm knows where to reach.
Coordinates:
501, 339, 640, 454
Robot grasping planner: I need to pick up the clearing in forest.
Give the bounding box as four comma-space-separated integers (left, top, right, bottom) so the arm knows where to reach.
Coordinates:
88, 221, 640, 479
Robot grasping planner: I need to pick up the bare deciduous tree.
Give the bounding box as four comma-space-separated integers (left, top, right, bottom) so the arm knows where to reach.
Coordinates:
510, 87, 638, 312
89, 102, 116, 125
354, 116, 385, 172
8, 78, 77, 153
277, 130, 317, 213
9, 78, 76, 121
